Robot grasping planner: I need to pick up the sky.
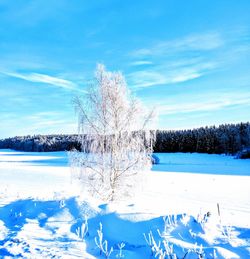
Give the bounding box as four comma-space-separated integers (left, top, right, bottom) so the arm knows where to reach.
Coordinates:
0, 0, 250, 138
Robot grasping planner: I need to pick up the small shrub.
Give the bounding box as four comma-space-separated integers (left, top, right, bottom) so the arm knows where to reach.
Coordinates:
235, 147, 250, 159
151, 154, 160, 164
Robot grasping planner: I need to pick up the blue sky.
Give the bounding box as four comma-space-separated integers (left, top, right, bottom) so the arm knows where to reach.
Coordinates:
0, 0, 250, 138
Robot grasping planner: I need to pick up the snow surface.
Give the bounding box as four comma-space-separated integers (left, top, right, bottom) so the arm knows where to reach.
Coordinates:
0, 149, 250, 258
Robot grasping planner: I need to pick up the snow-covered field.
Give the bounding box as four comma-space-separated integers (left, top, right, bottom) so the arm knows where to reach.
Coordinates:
0, 149, 250, 258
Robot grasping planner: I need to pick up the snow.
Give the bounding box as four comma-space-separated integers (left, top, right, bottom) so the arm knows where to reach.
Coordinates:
0, 149, 250, 258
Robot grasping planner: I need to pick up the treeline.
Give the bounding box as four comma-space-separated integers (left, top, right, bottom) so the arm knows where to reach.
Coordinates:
0, 122, 249, 154
154, 122, 250, 154
0, 134, 80, 152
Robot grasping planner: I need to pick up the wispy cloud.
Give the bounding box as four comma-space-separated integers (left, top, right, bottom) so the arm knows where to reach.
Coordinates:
127, 32, 223, 88
0, 0, 69, 27
16, 111, 77, 136
131, 32, 224, 58
128, 29, 250, 89
130, 60, 153, 66
0, 110, 77, 138
128, 61, 215, 88
157, 95, 250, 115
25, 111, 63, 121
2, 71, 76, 90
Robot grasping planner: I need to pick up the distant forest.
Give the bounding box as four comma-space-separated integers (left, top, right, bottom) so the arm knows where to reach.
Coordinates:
154, 122, 250, 154
0, 122, 249, 154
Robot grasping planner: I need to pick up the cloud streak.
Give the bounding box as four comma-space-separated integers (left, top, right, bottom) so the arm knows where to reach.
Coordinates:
157, 95, 250, 115
131, 32, 224, 58
2, 71, 76, 90
128, 61, 215, 88
130, 60, 153, 66
128, 32, 224, 88
0, 109, 77, 138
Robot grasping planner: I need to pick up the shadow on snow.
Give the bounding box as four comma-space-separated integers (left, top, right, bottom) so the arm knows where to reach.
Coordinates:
0, 199, 250, 258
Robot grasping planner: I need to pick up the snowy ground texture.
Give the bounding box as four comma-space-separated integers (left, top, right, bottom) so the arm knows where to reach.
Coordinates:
0, 150, 250, 258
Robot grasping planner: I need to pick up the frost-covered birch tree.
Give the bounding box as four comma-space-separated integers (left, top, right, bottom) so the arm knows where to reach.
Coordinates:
69, 64, 155, 201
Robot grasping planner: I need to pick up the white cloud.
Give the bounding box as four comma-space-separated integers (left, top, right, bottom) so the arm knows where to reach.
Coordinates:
128, 30, 250, 89
130, 60, 153, 66
157, 96, 250, 115
171, 72, 201, 83
127, 32, 222, 88
131, 32, 224, 58
128, 70, 168, 88
2, 71, 76, 90
128, 66, 206, 88
21, 112, 77, 134
177, 33, 224, 50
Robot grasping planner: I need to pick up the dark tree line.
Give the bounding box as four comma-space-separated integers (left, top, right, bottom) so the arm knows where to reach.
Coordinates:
154, 122, 250, 154
0, 122, 249, 154
0, 134, 80, 152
